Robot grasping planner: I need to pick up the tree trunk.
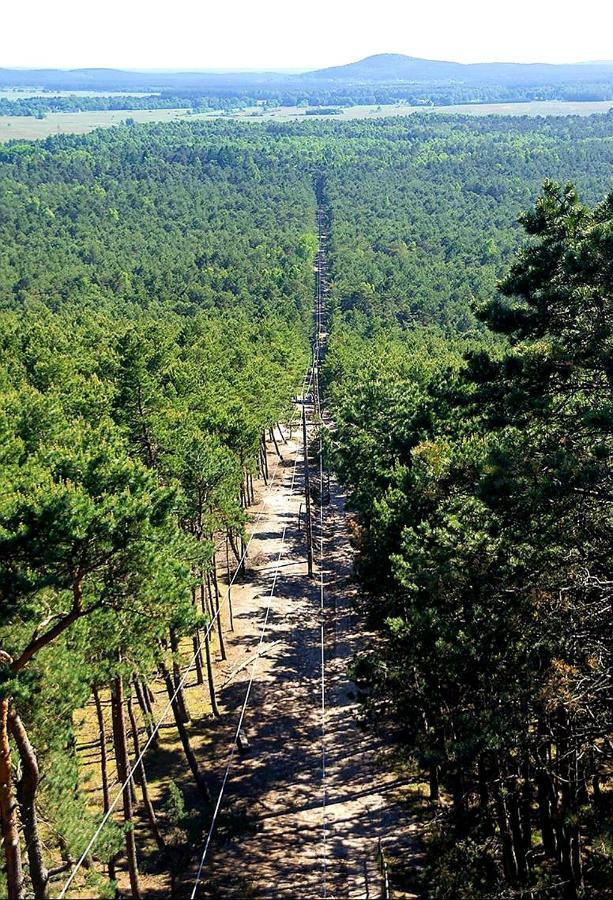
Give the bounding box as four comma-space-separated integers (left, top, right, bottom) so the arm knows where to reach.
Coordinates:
224, 540, 235, 631
428, 765, 439, 803
493, 764, 519, 885
269, 427, 283, 460
227, 530, 242, 566
537, 768, 558, 858
203, 632, 221, 719
0, 672, 23, 900
8, 709, 42, 899
158, 661, 210, 803
110, 674, 141, 900
92, 686, 116, 883
133, 680, 157, 748
0, 704, 23, 900
126, 695, 165, 853
508, 781, 529, 882
212, 573, 227, 662
169, 631, 190, 725
191, 588, 204, 686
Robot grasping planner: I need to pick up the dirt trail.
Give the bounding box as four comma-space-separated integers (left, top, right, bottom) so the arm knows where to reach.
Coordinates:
179, 404, 420, 899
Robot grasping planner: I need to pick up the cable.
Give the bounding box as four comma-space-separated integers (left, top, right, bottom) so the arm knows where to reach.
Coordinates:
190, 255, 324, 897
317, 223, 328, 900
60, 369, 313, 899
190, 414, 303, 899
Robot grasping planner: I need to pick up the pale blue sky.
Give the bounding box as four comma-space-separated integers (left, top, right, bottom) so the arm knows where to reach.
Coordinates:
5, 0, 613, 69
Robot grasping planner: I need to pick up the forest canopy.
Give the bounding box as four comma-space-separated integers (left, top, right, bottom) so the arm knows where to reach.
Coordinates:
0, 113, 611, 899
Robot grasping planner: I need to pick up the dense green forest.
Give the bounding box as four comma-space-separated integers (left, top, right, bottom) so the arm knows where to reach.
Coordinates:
0, 114, 611, 898
1, 81, 613, 119
320, 131, 612, 895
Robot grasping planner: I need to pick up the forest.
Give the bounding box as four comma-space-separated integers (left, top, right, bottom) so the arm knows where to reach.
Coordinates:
2, 54, 613, 115
0, 113, 611, 898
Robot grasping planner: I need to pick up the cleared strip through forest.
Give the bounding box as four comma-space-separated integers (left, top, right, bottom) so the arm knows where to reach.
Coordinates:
179, 206, 420, 899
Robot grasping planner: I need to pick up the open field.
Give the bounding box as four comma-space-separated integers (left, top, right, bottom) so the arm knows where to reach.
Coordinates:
0, 107, 199, 141
1, 99, 611, 142
233, 99, 613, 120
0, 89, 156, 99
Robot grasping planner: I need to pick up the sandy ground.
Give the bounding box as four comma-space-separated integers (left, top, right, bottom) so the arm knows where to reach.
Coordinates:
172, 403, 420, 899
67, 397, 420, 899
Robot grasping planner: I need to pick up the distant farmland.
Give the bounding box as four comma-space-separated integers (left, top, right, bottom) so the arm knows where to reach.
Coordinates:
0, 99, 611, 142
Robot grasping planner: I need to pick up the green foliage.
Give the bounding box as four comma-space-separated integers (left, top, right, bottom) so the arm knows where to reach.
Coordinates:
326, 182, 612, 897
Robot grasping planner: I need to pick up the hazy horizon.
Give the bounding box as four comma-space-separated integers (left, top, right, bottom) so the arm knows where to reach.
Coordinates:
3, 56, 613, 75
4, 0, 613, 70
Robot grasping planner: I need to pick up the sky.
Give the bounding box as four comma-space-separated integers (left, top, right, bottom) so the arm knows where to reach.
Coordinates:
4, 0, 613, 69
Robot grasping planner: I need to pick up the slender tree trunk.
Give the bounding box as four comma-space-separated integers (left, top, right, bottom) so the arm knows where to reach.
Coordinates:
110, 675, 141, 900
191, 588, 204, 686
210, 562, 227, 661
126, 695, 165, 853
158, 661, 210, 802
133, 680, 157, 748
520, 755, 533, 871
262, 434, 270, 480
8, 709, 45, 898
429, 765, 440, 803
224, 539, 235, 631
203, 632, 220, 719
144, 681, 155, 707
227, 530, 242, 566
269, 427, 283, 460
0, 656, 23, 900
508, 781, 529, 881
277, 422, 288, 445
259, 446, 268, 486
93, 686, 116, 883
493, 763, 519, 885
169, 631, 190, 725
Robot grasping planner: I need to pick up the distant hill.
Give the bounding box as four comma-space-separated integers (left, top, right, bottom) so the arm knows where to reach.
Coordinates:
302, 54, 465, 82
1, 54, 613, 103
302, 53, 613, 85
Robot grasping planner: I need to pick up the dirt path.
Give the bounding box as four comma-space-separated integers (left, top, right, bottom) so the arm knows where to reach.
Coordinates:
178, 401, 420, 899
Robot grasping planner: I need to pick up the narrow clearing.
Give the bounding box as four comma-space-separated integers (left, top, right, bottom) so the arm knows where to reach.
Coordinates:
182, 402, 420, 898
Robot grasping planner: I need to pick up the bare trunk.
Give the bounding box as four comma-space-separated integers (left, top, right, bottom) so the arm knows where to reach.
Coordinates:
110, 675, 141, 900
493, 766, 519, 885
203, 632, 221, 719
428, 764, 440, 803
158, 661, 210, 803
9, 709, 49, 899
225, 539, 235, 631
269, 427, 283, 460
126, 695, 165, 853
191, 588, 204, 686
133, 679, 157, 748
169, 631, 190, 725
92, 686, 116, 882
261, 434, 270, 480
212, 569, 227, 662
0, 707, 25, 900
